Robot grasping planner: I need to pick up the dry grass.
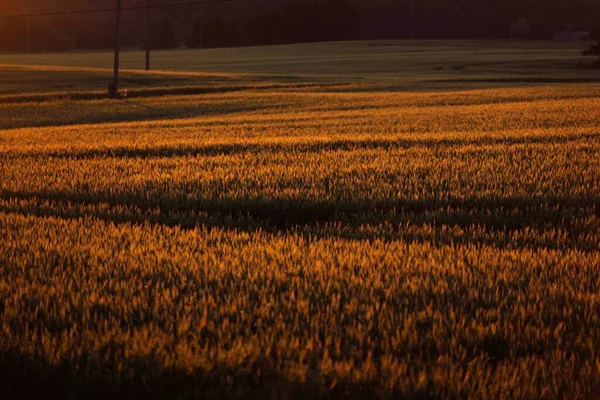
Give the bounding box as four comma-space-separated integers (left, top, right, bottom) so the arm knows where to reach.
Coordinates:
0, 75, 599, 399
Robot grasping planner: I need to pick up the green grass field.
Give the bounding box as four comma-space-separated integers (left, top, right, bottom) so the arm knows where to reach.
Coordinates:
1, 41, 599, 399
0, 40, 596, 77
1, 40, 598, 95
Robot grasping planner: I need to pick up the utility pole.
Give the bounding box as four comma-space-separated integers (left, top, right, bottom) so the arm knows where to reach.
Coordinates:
145, 0, 150, 71
408, 0, 415, 40
25, 17, 30, 52
110, 0, 122, 98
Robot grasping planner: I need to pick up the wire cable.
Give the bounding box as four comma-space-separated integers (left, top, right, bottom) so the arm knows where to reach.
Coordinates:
0, 0, 239, 19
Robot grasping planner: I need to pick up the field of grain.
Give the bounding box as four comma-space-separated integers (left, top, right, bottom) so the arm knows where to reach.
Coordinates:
1, 42, 599, 399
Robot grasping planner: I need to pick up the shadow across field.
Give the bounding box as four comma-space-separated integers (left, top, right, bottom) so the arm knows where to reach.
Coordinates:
0, 102, 281, 131
1, 191, 598, 253
0, 348, 434, 400
0, 82, 342, 105
429, 77, 600, 84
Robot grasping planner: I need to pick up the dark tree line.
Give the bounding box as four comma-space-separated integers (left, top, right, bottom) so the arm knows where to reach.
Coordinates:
0, 0, 599, 52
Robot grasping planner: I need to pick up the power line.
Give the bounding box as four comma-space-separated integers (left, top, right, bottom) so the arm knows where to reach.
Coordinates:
0, 0, 238, 19
1, 0, 241, 99
145, 0, 151, 71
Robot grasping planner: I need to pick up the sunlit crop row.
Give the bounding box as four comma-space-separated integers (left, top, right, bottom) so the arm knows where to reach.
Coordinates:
1, 84, 599, 399
1, 128, 598, 218
2, 84, 600, 131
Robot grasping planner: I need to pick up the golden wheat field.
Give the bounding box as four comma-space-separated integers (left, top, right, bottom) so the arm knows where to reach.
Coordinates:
1, 42, 600, 399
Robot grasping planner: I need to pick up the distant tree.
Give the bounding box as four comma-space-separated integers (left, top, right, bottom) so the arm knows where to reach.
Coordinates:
185, 13, 239, 49
582, 17, 600, 60
185, 17, 203, 48
582, 43, 599, 58
509, 18, 530, 39
152, 18, 178, 49
591, 17, 600, 40
242, 12, 280, 46
318, 0, 361, 41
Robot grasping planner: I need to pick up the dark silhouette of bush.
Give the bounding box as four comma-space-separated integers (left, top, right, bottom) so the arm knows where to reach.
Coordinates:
582, 18, 600, 61
582, 44, 599, 58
